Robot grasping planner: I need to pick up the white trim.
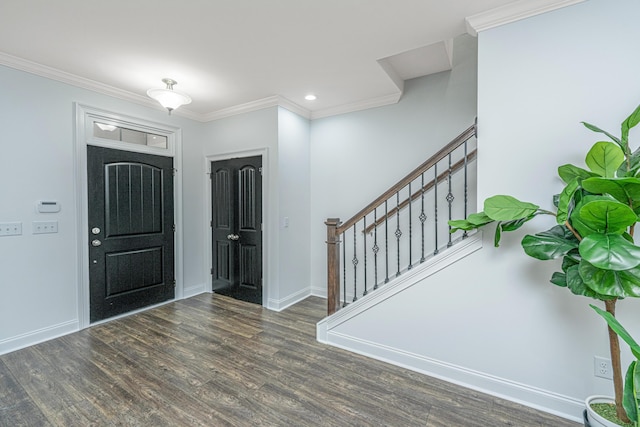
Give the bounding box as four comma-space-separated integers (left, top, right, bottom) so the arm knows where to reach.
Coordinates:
202, 96, 311, 122
0, 320, 78, 356
268, 288, 312, 312
322, 331, 583, 423
310, 92, 402, 120
183, 284, 208, 299
74, 104, 184, 328
204, 148, 270, 308
465, 0, 587, 36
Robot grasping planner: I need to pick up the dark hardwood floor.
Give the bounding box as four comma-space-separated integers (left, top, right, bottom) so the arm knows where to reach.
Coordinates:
0, 294, 579, 426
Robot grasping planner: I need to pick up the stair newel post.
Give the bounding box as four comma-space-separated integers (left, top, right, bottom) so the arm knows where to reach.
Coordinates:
326, 218, 342, 315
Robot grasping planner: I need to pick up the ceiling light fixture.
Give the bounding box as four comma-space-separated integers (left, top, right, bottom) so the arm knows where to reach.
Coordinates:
147, 78, 192, 115
305, 94, 317, 101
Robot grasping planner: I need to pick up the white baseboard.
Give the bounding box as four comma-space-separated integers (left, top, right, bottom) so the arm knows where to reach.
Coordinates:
310, 285, 327, 298
321, 331, 583, 423
268, 288, 312, 312
183, 283, 207, 299
0, 319, 79, 356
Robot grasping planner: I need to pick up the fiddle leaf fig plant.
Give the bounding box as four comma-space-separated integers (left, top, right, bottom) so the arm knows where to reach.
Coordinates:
449, 104, 640, 424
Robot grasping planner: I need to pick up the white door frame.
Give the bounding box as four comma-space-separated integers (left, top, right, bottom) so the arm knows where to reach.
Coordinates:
204, 148, 269, 307
74, 104, 184, 328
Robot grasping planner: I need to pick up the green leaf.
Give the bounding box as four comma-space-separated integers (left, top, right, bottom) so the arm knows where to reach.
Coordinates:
557, 164, 597, 184
579, 260, 640, 297
566, 264, 611, 299
578, 199, 638, 234
623, 361, 639, 423
448, 212, 494, 233
621, 104, 640, 155
556, 179, 579, 224
467, 212, 494, 226
550, 272, 567, 288
521, 225, 579, 261
582, 121, 622, 145
484, 195, 539, 221
494, 222, 502, 247
585, 141, 625, 178
570, 195, 617, 238
579, 234, 640, 271
582, 177, 640, 211
590, 304, 640, 358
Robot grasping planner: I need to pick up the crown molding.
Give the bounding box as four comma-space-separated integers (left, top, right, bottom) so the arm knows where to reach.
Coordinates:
0, 51, 401, 122
310, 92, 402, 120
465, 0, 587, 36
0, 52, 206, 121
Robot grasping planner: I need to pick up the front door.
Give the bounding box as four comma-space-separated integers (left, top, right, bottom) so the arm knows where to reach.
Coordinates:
87, 146, 175, 322
211, 156, 263, 304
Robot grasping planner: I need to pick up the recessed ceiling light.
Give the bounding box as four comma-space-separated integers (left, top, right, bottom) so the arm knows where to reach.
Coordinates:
305, 94, 317, 101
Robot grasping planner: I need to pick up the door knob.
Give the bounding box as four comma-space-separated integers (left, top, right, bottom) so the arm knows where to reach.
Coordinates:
91, 239, 102, 247
227, 234, 240, 241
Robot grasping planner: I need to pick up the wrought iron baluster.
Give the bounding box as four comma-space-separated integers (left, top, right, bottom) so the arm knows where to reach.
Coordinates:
373, 208, 379, 290
395, 191, 402, 277
463, 139, 469, 239
419, 172, 426, 263
363, 216, 368, 296
408, 182, 413, 270
434, 163, 439, 255
342, 231, 346, 307
447, 153, 454, 247
352, 226, 358, 302
385, 200, 389, 283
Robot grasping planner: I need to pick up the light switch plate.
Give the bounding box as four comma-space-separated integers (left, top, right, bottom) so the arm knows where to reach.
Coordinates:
0, 222, 22, 236
33, 221, 58, 234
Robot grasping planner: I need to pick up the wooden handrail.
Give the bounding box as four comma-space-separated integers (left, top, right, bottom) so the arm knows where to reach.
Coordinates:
336, 123, 477, 234
362, 149, 477, 234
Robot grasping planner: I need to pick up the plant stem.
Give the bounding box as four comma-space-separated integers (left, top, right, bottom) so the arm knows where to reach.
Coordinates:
604, 298, 630, 423
564, 221, 582, 241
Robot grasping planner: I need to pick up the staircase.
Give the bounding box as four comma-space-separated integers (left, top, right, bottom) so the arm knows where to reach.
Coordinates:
321, 123, 478, 318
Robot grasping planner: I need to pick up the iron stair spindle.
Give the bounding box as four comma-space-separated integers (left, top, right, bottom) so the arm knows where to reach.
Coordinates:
373, 207, 379, 290
352, 226, 358, 302
463, 139, 469, 239
395, 191, 402, 277
408, 182, 413, 270
420, 172, 426, 263
384, 200, 389, 283
363, 216, 368, 296
434, 163, 439, 255
342, 231, 347, 307
447, 152, 454, 248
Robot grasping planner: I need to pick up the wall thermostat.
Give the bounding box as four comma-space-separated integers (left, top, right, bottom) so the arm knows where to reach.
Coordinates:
37, 201, 61, 213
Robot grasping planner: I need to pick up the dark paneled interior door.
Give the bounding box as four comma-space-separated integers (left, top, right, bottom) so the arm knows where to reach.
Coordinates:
211, 156, 262, 304
87, 146, 175, 322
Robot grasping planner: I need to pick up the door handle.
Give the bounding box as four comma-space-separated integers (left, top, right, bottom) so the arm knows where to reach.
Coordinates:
91, 239, 102, 247
227, 234, 240, 241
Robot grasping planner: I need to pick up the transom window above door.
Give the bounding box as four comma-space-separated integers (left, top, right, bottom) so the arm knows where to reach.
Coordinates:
93, 122, 168, 149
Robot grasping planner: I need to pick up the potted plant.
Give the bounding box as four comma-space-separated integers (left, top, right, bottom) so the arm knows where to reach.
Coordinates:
449, 105, 640, 426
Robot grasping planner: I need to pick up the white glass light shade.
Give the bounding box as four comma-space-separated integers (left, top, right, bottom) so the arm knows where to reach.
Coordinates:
147, 88, 192, 111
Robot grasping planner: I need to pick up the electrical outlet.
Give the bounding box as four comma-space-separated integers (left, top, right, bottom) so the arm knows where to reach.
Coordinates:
32, 220, 58, 234
0, 222, 22, 236
594, 356, 613, 380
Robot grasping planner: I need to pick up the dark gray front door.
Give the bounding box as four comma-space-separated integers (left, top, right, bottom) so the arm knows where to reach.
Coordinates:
87, 146, 175, 322
211, 156, 262, 304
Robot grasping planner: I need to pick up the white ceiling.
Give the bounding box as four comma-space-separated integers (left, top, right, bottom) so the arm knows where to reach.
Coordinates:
0, 0, 581, 120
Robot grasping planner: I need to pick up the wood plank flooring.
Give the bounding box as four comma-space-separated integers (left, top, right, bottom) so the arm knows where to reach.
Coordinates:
0, 294, 580, 426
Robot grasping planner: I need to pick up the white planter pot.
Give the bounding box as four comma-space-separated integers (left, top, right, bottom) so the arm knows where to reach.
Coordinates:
585, 395, 626, 427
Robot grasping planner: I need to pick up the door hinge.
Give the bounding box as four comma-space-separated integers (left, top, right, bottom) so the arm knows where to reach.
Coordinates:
210, 220, 213, 227
172, 168, 177, 176
210, 268, 214, 275
172, 279, 176, 287
258, 166, 263, 175
172, 224, 176, 232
